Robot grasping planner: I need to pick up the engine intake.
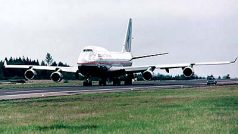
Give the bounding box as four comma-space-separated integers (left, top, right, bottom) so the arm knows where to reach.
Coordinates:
183, 67, 194, 77
50, 71, 63, 82
143, 70, 154, 80
142, 67, 156, 80
24, 69, 37, 80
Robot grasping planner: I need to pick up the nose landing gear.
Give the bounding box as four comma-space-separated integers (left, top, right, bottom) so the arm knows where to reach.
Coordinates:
99, 78, 107, 86
83, 78, 92, 86
113, 78, 121, 86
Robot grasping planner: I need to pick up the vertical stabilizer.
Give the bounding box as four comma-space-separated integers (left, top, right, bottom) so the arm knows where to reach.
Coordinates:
122, 18, 132, 52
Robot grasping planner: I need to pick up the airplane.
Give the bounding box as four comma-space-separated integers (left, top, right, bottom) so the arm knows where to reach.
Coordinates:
4, 18, 237, 86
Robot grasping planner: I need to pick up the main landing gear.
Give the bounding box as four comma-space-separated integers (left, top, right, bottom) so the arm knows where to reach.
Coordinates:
113, 78, 121, 86
83, 76, 133, 86
113, 77, 133, 86
124, 74, 133, 85
99, 78, 107, 86
125, 78, 133, 85
83, 78, 92, 86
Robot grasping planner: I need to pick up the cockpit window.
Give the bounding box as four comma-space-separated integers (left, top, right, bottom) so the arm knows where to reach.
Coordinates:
83, 49, 93, 52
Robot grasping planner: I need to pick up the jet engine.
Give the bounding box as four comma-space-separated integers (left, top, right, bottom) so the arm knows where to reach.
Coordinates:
24, 69, 37, 80
143, 70, 154, 80
50, 71, 63, 82
183, 67, 194, 77
142, 67, 155, 80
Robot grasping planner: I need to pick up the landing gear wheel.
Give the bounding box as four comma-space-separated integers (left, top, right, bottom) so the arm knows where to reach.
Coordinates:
83, 78, 92, 86
113, 79, 121, 86
125, 78, 132, 85
125, 74, 134, 85
83, 81, 92, 86
99, 79, 106, 86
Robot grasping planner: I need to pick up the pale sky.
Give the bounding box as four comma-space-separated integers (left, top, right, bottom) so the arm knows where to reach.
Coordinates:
0, 0, 237, 77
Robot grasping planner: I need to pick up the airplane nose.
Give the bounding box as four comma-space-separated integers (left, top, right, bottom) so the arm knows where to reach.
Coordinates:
78, 55, 87, 64
78, 53, 98, 65
78, 57, 88, 64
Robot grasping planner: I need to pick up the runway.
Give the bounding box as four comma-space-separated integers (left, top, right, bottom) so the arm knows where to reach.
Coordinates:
0, 79, 238, 100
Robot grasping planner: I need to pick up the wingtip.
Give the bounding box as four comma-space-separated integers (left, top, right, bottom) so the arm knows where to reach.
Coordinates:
157, 52, 169, 56
235, 57, 238, 62
3, 60, 7, 67
232, 57, 238, 63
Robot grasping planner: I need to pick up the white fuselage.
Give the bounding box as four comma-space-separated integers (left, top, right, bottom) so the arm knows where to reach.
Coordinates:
77, 46, 133, 68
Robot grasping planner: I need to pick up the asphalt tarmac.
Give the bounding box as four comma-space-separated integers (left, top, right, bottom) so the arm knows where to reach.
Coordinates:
0, 79, 238, 100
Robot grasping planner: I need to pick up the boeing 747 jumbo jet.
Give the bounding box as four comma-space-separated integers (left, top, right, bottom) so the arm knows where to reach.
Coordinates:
4, 19, 237, 86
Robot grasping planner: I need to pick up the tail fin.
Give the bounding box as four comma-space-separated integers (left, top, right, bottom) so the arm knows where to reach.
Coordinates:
122, 18, 132, 52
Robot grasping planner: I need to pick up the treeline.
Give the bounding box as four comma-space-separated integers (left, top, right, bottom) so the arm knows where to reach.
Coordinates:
0, 54, 232, 81
153, 74, 205, 80
136, 74, 205, 81
0, 54, 75, 80
0, 57, 205, 81
0, 61, 4, 80
5, 56, 69, 67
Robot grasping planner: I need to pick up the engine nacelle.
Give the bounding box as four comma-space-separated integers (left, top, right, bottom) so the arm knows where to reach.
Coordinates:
183, 67, 194, 77
50, 71, 63, 82
142, 70, 154, 80
24, 69, 37, 80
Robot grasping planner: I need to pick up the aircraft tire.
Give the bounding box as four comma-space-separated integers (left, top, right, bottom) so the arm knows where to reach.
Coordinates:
113, 79, 121, 86
125, 79, 132, 85
83, 80, 92, 86
99, 80, 106, 86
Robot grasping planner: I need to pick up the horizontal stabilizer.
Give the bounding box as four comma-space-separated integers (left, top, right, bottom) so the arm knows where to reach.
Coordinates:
131, 52, 168, 60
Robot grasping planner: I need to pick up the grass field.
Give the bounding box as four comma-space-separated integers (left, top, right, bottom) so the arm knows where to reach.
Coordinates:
0, 85, 238, 134
0, 80, 85, 89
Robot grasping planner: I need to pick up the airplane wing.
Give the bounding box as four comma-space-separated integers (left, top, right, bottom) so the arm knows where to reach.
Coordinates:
4, 61, 78, 73
109, 57, 238, 73
157, 57, 238, 69
131, 52, 168, 60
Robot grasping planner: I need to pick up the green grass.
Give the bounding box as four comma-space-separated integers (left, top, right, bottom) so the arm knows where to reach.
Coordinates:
0, 85, 238, 134
0, 80, 85, 89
